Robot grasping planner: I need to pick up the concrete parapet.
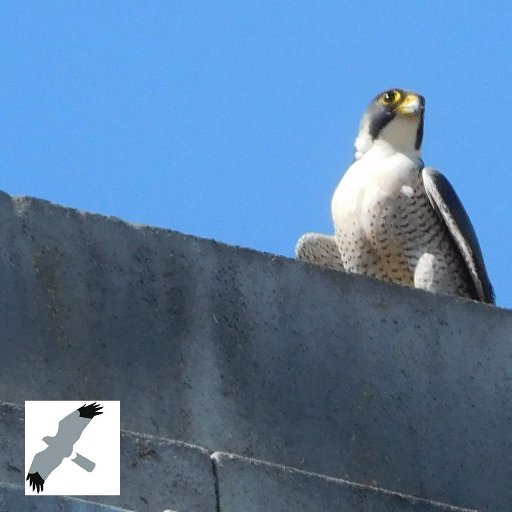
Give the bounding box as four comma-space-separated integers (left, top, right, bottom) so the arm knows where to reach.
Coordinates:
0, 190, 511, 510
0, 481, 135, 512
212, 452, 477, 512
0, 400, 214, 512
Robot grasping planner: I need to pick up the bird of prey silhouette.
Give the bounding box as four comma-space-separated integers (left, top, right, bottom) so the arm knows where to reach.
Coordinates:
26, 402, 103, 493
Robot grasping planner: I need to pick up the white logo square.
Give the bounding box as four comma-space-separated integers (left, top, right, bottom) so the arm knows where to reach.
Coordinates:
25, 400, 120, 495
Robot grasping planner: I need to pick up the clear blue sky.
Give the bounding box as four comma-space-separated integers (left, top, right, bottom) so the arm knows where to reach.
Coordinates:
1, 2, 510, 307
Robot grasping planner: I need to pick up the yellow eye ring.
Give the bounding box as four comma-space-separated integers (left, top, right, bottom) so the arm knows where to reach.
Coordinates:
380, 90, 401, 106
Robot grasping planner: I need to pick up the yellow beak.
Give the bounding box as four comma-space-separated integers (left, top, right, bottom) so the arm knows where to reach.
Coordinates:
396, 93, 423, 116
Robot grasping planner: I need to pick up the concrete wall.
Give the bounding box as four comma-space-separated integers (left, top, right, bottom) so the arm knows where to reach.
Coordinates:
212, 452, 477, 512
0, 401, 209, 512
1, 400, 474, 512
1, 190, 511, 511
0, 481, 134, 512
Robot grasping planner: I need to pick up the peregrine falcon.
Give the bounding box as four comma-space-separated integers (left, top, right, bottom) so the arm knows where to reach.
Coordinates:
296, 89, 494, 304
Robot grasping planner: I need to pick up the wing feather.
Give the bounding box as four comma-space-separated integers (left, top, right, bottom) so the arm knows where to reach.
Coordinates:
422, 167, 494, 303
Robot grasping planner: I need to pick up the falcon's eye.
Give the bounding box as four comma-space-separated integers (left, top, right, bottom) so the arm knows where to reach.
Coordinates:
380, 90, 401, 105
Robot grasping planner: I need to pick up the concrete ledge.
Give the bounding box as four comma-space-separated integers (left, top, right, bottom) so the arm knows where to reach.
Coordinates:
212, 452, 477, 512
0, 400, 215, 512
1, 191, 511, 510
0, 482, 135, 512
113, 431, 215, 512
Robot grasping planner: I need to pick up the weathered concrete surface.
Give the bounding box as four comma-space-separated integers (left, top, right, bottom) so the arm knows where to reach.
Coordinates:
1, 191, 511, 510
0, 400, 215, 512
112, 431, 215, 512
0, 482, 135, 512
0, 402, 24, 486
212, 452, 477, 512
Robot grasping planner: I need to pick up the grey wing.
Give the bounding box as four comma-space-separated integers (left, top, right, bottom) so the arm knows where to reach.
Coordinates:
28, 445, 65, 481
56, 410, 91, 446
422, 167, 495, 304
295, 233, 345, 272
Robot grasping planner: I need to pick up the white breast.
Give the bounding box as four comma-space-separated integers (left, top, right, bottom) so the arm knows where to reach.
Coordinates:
331, 142, 421, 235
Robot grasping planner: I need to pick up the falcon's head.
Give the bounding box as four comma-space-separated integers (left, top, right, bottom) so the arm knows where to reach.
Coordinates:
354, 89, 425, 160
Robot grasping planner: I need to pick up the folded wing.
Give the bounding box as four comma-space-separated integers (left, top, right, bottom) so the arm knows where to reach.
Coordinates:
422, 167, 494, 303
